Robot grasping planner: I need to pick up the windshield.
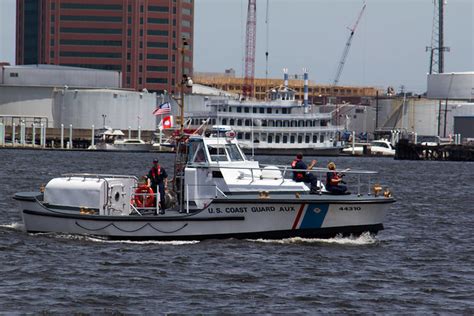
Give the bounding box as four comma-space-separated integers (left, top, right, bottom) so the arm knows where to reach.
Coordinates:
207, 143, 245, 162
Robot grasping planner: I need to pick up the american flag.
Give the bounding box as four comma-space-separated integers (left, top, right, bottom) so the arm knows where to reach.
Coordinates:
152, 102, 171, 116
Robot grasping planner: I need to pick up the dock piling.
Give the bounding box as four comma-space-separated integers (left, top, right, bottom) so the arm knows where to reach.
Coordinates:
32, 124, 36, 148
12, 123, 16, 146
91, 125, 95, 148
69, 124, 73, 149
0, 123, 4, 146
60, 124, 64, 149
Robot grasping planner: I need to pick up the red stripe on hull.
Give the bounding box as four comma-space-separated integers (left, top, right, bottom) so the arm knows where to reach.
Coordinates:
292, 204, 306, 230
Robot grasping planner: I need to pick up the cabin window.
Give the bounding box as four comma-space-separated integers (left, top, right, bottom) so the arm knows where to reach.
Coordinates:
290, 135, 295, 143
320, 134, 325, 143
268, 135, 273, 143
275, 135, 280, 143
237, 132, 243, 140
267, 108, 272, 114
237, 119, 242, 126
283, 135, 288, 143
253, 108, 257, 113
188, 140, 207, 164
298, 135, 303, 143
313, 135, 318, 143
208, 145, 228, 162
237, 107, 242, 113
282, 108, 287, 114
226, 144, 244, 161
259, 108, 265, 114
229, 119, 235, 125
299, 121, 304, 127
222, 118, 227, 125
305, 135, 310, 143
244, 107, 249, 113
245, 133, 250, 140
321, 120, 328, 127
244, 119, 250, 126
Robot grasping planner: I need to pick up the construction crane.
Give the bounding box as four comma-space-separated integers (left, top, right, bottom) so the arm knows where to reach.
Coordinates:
242, 0, 257, 99
333, 2, 366, 86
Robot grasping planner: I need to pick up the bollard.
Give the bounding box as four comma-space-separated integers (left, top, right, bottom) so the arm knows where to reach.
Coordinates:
32, 124, 36, 147
138, 126, 141, 140
91, 124, 95, 147
60, 123, 64, 149
0, 122, 4, 146
128, 126, 131, 139
69, 124, 73, 149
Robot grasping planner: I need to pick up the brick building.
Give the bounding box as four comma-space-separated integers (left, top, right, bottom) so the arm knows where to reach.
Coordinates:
16, 0, 193, 93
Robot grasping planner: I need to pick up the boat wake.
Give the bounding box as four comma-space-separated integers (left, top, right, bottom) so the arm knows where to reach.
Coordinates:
0, 222, 25, 231
248, 232, 378, 246
32, 232, 200, 245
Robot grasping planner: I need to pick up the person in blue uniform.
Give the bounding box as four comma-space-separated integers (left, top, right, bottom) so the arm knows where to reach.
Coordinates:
147, 158, 168, 214
291, 153, 319, 194
326, 162, 348, 194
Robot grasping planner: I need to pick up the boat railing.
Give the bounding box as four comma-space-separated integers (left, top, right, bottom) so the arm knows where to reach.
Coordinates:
187, 163, 378, 196
62, 173, 139, 181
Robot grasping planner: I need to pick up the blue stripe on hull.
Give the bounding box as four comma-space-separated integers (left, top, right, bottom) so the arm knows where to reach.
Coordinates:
299, 204, 329, 229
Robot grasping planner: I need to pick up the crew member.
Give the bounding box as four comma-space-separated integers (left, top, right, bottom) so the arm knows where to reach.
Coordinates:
326, 162, 348, 195
291, 153, 319, 194
147, 158, 168, 214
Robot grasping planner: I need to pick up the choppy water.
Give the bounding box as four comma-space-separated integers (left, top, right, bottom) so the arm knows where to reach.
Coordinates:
1, 149, 473, 314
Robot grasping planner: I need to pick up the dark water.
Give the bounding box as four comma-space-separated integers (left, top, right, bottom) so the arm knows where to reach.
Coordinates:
1, 149, 473, 314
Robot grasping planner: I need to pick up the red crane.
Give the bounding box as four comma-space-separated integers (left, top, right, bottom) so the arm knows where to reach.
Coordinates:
242, 0, 257, 99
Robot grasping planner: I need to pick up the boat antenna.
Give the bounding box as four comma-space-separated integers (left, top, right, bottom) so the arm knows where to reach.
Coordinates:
265, 0, 269, 100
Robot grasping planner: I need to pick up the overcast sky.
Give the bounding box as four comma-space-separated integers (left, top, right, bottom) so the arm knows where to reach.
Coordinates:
1, 0, 472, 92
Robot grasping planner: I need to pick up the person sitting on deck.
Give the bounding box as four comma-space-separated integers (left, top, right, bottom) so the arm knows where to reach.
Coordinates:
326, 162, 348, 195
291, 153, 319, 194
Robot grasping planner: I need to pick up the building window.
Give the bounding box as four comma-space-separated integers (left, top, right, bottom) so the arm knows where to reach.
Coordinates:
60, 15, 122, 22
147, 54, 168, 60
59, 51, 121, 58
290, 135, 295, 143
61, 27, 121, 34
147, 42, 168, 48
305, 135, 310, 143
244, 107, 249, 113
283, 135, 288, 143
268, 135, 273, 143
245, 133, 250, 140
148, 18, 169, 24
147, 66, 168, 72
275, 135, 280, 143
146, 78, 168, 84
60, 39, 122, 46
149, 6, 169, 12
237, 107, 242, 113
147, 30, 168, 36
259, 108, 264, 114
60, 3, 122, 10
267, 108, 272, 114
298, 135, 303, 143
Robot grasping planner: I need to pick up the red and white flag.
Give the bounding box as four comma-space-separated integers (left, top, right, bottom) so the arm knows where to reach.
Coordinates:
160, 116, 174, 129
152, 102, 171, 116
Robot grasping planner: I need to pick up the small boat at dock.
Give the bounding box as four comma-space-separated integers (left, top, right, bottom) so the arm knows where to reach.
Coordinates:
14, 126, 395, 240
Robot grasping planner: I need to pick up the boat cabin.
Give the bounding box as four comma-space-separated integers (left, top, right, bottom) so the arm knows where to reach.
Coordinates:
181, 126, 309, 210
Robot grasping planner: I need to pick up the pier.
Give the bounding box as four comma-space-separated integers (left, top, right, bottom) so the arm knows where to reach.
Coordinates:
395, 139, 474, 161
0, 125, 155, 150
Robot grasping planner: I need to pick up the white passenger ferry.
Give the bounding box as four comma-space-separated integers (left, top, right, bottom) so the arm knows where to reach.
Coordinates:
185, 79, 344, 155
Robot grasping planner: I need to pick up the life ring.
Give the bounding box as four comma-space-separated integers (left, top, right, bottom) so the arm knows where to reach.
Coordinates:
133, 185, 155, 208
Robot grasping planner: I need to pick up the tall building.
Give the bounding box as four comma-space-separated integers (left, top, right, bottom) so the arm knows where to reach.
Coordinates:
16, 0, 194, 93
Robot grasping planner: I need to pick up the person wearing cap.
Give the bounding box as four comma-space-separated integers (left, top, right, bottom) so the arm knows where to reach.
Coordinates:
147, 158, 168, 214
291, 153, 319, 194
326, 162, 348, 194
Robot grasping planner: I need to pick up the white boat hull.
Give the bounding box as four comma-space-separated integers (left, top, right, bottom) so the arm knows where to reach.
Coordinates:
16, 192, 393, 240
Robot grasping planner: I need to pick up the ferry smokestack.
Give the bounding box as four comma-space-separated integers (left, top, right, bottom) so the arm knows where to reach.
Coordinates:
283, 68, 288, 90
303, 68, 309, 113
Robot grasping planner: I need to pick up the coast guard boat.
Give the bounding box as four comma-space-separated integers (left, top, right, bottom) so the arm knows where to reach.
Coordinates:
14, 126, 395, 240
